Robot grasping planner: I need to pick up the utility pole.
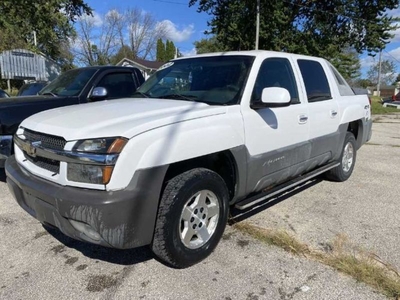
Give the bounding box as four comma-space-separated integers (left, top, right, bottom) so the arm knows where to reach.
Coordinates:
255, 0, 260, 50
377, 49, 382, 97
33, 31, 37, 47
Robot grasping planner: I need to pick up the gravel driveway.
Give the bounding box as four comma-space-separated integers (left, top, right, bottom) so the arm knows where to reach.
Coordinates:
0, 115, 397, 300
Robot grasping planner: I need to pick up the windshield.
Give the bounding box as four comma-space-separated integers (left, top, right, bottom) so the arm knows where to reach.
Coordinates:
0, 90, 9, 98
136, 55, 255, 105
39, 69, 97, 97
18, 83, 47, 96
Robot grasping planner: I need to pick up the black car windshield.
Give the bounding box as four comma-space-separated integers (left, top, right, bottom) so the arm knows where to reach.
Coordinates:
135, 55, 255, 105
18, 83, 47, 96
0, 90, 9, 98
39, 69, 97, 97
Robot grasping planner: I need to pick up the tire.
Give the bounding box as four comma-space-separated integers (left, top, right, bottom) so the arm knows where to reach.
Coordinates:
326, 132, 357, 182
152, 168, 229, 268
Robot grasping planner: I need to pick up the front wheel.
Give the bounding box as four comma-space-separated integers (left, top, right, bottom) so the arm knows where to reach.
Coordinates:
152, 168, 229, 268
326, 132, 357, 182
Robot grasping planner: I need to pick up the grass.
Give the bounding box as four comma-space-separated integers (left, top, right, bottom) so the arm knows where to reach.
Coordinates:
233, 222, 400, 299
370, 96, 400, 115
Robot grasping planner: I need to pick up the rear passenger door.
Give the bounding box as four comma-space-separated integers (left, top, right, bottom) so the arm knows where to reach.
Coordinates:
242, 57, 310, 193
297, 59, 340, 162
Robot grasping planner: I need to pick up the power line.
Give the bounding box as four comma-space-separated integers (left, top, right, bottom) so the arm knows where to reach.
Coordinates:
384, 49, 400, 64
152, 0, 188, 5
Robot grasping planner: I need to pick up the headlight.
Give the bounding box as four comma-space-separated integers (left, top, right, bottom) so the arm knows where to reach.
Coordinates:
68, 137, 128, 185
73, 137, 127, 154
67, 164, 114, 185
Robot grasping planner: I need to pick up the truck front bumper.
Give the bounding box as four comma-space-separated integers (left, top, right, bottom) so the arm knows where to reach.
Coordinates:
5, 155, 168, 249
0, 135, 12, 168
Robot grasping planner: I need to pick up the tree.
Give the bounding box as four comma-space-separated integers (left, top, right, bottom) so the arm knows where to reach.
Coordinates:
165, 40, 176, 60
156, 39, 166, 61
0, 0, 91, 65
353, 79, 373, 88
73, 7, 167, 65
111, 45, 136, 65
189, 0, 400, 59
125, 8, 167, 60
74, 9, 122, 66
393, 74, 400, 86
329, 48, 361, 82
194, 36, 226, 54
367, 60, 397, 86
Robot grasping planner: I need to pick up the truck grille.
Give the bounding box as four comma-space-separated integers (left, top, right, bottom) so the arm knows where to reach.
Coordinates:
21, 129, 65, 174
24, 153, 60, 174
23, 129, 66, 151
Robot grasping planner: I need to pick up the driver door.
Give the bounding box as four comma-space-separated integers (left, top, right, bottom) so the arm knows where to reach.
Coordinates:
241, 57, 310, 193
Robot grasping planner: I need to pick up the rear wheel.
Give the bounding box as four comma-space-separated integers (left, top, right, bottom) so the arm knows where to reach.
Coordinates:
152, 168, 229, 268
326, 132, 357, 182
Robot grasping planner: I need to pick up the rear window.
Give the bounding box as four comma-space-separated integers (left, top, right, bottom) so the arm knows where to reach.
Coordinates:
298, 60, 332, 102
329, 64, 355, 96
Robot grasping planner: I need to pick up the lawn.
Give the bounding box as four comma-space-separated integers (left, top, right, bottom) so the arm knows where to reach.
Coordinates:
370, 96, 400, 115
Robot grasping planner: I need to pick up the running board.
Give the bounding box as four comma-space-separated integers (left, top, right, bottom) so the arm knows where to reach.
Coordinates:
235, 162, 340, 210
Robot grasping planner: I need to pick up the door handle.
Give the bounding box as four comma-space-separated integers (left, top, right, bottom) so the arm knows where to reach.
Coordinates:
298, 115, 308, 124
330, 110, 338, 117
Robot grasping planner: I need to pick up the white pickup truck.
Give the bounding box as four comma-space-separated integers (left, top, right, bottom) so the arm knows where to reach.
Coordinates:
6, 51, 372, 268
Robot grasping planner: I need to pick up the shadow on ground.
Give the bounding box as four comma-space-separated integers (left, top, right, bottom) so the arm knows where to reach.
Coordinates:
229, 178, 323, 224
0, 169, 6, 183
44, 224, 155, 266
44, 178, 326, 266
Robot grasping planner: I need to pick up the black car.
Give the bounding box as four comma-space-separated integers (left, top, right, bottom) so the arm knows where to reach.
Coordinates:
0, 89, 10, 98
17, 82, 48, 96
0, 66, 145, 168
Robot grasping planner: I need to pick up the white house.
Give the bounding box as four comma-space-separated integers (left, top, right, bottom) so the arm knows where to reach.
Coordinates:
116, 58, 164, 79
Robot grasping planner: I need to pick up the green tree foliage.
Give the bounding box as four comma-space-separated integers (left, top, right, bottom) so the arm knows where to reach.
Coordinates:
189, 0, 399, 59
194, 36, 226, 54
353, 78, 373, 88
329, 48, 361, 81
156, 39, 166, 61
156, 39, 175, 61
165, 40, 176, 61
111, 45, 136, 65
0, 0, 91, 66
393, 73, 400, 85
367, 60, 397, 86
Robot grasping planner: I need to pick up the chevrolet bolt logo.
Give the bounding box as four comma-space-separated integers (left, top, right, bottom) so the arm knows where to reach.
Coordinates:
23, 141, 41, 157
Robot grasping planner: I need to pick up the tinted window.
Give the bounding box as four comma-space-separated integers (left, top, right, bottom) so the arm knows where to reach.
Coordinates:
252, 58, 299, 104
96, 73, 137, 99
0, 90, 9, 98
329, 64, 355, 96
39, 69, 97, 96
136, 56, 254, 105
18, 83, 47, 96
298, 60, 332, 102
330, 66, 346, 86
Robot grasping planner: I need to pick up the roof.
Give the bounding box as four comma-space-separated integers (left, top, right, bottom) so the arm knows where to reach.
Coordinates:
116, 58, 165, 70
172, 50, 330, 62
74, 65, 139, 71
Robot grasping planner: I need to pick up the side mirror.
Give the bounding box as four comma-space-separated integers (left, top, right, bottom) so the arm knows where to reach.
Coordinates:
251, 87, 291, 109
90, 87, 108, 100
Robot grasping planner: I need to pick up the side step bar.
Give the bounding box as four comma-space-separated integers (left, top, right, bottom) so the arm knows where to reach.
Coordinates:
235, 162, 340, 210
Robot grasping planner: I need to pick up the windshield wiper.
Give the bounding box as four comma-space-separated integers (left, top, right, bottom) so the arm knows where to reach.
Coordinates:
41, 92, 58, 97
132, 91, 150, 98
160, 94, 198, 101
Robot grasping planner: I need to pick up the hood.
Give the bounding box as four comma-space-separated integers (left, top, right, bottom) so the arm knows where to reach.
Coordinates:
21, 98, 227, 141
0, 95, 68, 107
